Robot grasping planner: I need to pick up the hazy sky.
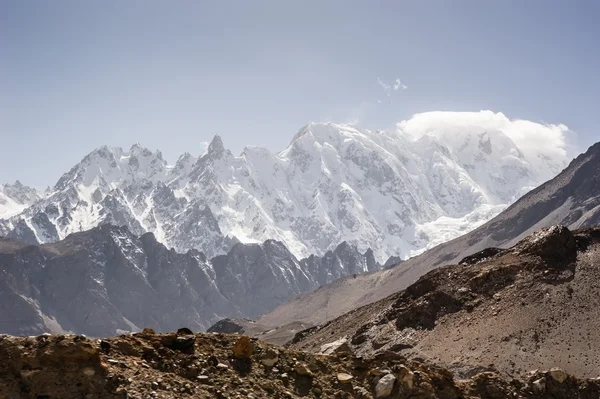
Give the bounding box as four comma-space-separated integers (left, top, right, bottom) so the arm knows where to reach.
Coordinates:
1, 0, 599, 188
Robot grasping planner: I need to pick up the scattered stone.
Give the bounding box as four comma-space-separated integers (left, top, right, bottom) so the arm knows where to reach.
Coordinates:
336, 372, 353, 383
197, 375, 210, 384
177, 327, 194, 335
259, 348, 279, 367
550, 368, 568, 383
354, 385, 372, 398
100, 340, 111, 353
532, 378, 546, 393
397, 365, 414, 390
160, 334, 196, 353
1, 330, 598, 399
232, 336, 254, 359
294, 363, 313, 376
375, 373, 396, 398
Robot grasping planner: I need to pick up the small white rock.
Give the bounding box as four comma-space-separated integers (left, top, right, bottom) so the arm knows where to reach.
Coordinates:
82, 368, 95, 377
337, 373, 353, 383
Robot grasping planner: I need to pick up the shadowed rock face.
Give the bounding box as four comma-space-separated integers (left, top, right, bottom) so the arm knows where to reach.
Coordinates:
1, 331, 599, 399
290, 226, 600, 380
0, 224, 380, 337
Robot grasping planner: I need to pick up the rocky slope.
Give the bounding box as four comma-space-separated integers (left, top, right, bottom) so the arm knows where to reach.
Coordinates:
1, 329, 599, 399
288, 226, 600, 381
0, 121, 567, 261
0, 224, 380, 337
259, 141, 600, 328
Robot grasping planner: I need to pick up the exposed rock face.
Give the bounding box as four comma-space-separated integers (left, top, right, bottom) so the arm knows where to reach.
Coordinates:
0, 224, 379, 336
290, 226, 600, 380
207, 319, 246, 334
259, 141, 600, 328
1, 332, 598, 399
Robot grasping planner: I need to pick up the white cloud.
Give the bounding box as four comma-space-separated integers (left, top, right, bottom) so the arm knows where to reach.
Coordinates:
393, 78, 407, 91
395, 110, 576, 174
377, 77, 407, 97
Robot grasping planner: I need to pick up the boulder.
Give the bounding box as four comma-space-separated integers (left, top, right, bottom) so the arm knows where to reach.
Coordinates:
232, 336, 254, 360
259, 348, 279, 367
375, 373, 396, 398
177, 327, 194, 335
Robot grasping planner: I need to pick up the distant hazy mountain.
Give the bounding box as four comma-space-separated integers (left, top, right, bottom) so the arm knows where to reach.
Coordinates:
0, 224, 380, 336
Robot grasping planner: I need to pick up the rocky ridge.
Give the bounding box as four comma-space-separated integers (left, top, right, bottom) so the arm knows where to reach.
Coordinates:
287, 226, 600, 381
0, 224, 380, 337
1, 329, 599, 399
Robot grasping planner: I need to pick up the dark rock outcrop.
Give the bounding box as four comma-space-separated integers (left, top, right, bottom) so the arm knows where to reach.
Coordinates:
0, 224, 380, 337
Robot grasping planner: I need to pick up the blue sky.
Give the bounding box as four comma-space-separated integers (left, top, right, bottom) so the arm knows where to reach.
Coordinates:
1, 0, 599, 187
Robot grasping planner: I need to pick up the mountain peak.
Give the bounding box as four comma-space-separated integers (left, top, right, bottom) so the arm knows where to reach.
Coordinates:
207, 134, 226, 157
129, 143, 154, 157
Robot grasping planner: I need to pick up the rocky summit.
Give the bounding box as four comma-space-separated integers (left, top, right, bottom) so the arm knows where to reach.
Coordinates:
2, 330, 599, 399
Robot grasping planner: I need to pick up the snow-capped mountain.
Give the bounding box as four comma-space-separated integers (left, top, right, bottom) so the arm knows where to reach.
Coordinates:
0, 121, 568, 261
0, 181, 41, 219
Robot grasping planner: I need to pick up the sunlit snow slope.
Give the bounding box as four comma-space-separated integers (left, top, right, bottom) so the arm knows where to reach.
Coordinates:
0, 112, 570, 260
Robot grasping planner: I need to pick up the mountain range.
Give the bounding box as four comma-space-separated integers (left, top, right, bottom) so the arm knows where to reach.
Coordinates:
0, 224, 380, 337
0, 122, 567, 263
